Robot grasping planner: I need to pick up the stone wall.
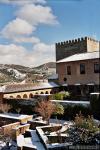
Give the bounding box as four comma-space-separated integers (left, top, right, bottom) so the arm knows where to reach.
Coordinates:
56, 37, 99, 61
28, 120, 47, 130
2, 122, 20, 139
4, 88, 52, 99
12, 124, 30, 140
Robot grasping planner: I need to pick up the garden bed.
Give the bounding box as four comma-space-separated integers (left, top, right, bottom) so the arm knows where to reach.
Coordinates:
36, 115, 100, 150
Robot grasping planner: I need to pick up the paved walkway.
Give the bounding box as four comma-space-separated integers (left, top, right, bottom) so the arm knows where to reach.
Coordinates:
30, 130, 46, 150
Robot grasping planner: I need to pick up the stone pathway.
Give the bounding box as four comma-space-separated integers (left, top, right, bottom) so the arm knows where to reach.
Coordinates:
31, 130, 46, 150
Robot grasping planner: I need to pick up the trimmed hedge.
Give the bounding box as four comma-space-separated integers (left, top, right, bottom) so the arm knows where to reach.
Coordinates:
90, 93, 100, 120
52, 104, 92, 120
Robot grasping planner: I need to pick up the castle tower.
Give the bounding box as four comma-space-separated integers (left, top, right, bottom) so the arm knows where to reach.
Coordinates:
56, 37, 99, 61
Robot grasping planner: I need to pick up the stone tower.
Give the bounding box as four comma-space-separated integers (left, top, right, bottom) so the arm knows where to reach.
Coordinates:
56, 37, 100, 61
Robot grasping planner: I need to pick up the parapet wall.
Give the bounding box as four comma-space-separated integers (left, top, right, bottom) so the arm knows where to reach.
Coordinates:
56, 37, 99, 61
56, 37, 99, 46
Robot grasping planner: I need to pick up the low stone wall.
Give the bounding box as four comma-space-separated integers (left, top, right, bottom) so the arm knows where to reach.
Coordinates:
36, 127, 48, 150
28, 120, 47, 130
0, 114, 33, 125
36, 125, 62, 150
19, 116, 33, 124
12, 124, 30, 139
17, 146, 37, 150
2, 122, 20, 139
0, 117, 17, 127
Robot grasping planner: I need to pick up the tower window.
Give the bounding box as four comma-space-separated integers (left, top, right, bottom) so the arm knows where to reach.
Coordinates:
80, 64, 85, 74
94, 63, 100, 73
67, 66, 71, 75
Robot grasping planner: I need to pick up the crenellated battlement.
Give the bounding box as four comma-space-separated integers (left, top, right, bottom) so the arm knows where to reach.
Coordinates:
56, 36, 99, 61
56, 37, 99, 46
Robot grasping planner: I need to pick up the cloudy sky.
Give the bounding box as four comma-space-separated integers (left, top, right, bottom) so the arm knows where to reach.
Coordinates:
0, 0, 100, 67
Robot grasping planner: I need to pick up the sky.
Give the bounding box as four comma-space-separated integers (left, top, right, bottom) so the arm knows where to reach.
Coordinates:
0, 0, 100, 67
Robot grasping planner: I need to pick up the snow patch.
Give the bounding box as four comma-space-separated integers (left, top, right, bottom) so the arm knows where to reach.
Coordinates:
7, 68, 26, 79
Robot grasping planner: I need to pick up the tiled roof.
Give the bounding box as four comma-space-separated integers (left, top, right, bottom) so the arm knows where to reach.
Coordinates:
0, 82, 59, 93
57, 51, 99, 63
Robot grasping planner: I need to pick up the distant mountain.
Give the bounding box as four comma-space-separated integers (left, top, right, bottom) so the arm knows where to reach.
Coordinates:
0, 64, 30, 83
33, 62, 56, 70
0, 62, 56, 84
0, 64, 31, 73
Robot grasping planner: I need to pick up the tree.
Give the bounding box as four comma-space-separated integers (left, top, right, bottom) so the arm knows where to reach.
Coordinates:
53, 92, 70, 100
35, 100, 55, 124
55, 103, 64, 115
54, 103, 64, 120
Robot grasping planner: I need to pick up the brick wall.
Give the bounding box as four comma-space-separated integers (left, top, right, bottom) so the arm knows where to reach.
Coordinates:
57, 59, 99, 85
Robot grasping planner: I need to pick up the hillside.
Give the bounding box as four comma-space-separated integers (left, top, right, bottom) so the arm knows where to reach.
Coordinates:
0, 62, 56, 84
33, 62, 56, 70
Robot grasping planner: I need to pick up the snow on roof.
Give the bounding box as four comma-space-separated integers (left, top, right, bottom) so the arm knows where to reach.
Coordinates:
0, 82, 59, 93
90, 92, 100, 95
0, 113, 32, 120
51, 100, 90, 106
48, 74, 58, 79
0, 86, 6, 92
57, 51, 99, 63
0, 87, 3, 92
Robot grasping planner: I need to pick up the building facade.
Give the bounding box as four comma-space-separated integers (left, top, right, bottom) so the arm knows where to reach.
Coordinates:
56, 37, 100, 95
0, 82, 59, 99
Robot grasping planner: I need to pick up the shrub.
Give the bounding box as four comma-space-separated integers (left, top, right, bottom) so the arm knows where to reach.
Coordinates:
35, 100, 55, 124
54, 103, 64, 115
53, 92, 70, 100
74, 112, 100, 133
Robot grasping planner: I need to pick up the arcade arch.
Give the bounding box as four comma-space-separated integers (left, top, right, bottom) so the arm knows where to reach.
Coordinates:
16, 95, 21, 99
29, 93, 34, 98
40, 91, 44, 94
23, 94, 28, 99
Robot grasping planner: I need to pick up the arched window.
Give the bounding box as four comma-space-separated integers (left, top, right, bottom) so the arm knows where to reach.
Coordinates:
23, 94, 28, 99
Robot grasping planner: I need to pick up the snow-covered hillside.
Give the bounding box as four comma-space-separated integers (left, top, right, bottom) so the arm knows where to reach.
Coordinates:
7, 68, 26, 79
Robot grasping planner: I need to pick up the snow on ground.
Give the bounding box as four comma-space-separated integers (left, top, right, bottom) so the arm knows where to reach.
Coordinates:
50, 119, 72, 125
7, 68, 26, 79
0, 141, 6, 150
0, 85, 6, 92
17, 130, 45, 150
